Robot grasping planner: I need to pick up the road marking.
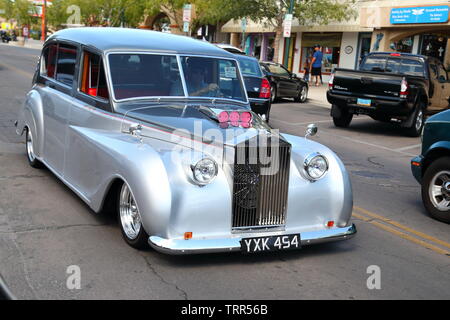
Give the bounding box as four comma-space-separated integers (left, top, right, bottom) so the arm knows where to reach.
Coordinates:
0, 62, 34, 79
355, 206, 450, 249
353, 208, 450, 256
395, 144, 422, 152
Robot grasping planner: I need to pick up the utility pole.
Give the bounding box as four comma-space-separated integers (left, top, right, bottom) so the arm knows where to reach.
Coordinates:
41, 0, 47, 42
283, 0, 294, 69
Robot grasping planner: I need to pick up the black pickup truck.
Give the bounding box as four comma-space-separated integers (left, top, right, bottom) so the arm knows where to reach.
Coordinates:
327, 52, 450, 136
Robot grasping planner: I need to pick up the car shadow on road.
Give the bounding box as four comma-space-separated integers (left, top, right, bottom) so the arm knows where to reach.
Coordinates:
145, 240, 358, 267
327, 118, 421, 139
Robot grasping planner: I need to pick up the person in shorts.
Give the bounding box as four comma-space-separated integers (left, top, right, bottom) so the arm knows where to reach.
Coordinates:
309, 44, 323, 86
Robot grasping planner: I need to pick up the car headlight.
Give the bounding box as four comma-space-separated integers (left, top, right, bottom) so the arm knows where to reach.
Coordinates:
191, 158, 218, 185
304, 153, 329, 181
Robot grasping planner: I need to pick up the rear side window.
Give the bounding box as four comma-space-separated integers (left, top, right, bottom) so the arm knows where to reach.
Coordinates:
237, 58, 263, 77
360, 56, 386, 72
80, 51, 109, 100
55, 44, 77, 86
41, 44, 58, 78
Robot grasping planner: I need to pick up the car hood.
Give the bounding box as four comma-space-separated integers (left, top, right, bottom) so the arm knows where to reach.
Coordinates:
118, 102, 284, 147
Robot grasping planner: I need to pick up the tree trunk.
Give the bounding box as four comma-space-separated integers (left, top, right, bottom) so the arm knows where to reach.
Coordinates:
272, 25, 283, 63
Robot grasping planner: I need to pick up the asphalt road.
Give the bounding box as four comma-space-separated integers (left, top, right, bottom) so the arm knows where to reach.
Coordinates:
0, 44, 449, 300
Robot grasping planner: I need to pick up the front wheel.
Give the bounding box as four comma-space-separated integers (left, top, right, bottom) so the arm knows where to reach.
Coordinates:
422, 157, 450, 223
118, 182, 149, 249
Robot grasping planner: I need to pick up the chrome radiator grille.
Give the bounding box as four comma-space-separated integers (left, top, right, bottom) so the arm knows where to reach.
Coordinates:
232, 136, 291, 229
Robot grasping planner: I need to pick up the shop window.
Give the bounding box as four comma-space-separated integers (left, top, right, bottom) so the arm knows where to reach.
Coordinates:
421, 34, 448, 63
41, 44, 58, 79
80, 51, 109, 100
390, 37, 413, 53
55, 44, 78, 86
300, 33, 342, 74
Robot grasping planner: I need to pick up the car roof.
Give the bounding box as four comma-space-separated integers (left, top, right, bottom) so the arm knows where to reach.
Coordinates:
231, 54, 259, 63
46, 27, 236, 58
366, 52, 428, 60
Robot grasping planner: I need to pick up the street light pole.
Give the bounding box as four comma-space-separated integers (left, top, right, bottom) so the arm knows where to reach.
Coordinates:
41, 0, 47, 42
283, 0, 295, 69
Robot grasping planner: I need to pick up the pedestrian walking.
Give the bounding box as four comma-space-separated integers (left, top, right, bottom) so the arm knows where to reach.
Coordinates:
303, 59, 310, 83
309, 44, 323, 86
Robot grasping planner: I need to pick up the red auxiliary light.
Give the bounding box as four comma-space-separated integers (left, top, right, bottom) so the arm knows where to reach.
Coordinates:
390, 53, 401, 56
327, 221, 335, 228
229, 111, 240, 122
260, 78, 271, 99
240, 111, 253, 123
218, 111, 229, 123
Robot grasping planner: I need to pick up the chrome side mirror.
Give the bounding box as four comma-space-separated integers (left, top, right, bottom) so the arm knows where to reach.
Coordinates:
305, 124, 318, 138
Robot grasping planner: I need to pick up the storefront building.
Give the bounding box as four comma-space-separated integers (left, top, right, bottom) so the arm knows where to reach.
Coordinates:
360, 1, 450, 67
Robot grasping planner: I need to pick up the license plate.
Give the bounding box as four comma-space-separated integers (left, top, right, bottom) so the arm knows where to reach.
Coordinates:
240, 234, 301, 253
357, 98, 372, 107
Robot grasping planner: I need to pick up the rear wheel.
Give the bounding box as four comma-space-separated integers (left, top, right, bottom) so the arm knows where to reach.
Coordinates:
422, 157, 450, 223
332, 106, 353, 128
118, 182, 149, 249
25, 127, 43, 168
270, 86, 277, 103
295, 85, 308, 103
405, 104, 424, 137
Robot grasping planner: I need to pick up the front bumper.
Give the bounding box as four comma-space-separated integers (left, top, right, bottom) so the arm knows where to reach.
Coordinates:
148, 224, 357, 255
411, 155, 424, 184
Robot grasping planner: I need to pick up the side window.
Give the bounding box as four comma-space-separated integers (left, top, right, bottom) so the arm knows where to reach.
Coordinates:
80, 51, 110, 100
55, 44, 78, 86
437, 63, 447, 81
40, 44, 58, 78
429, 63, 438, 80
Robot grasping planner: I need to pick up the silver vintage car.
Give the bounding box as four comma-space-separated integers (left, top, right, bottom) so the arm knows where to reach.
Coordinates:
16, 28, 356, 254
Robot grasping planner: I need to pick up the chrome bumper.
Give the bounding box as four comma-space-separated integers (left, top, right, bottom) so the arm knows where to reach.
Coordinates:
149, 224, 357, 255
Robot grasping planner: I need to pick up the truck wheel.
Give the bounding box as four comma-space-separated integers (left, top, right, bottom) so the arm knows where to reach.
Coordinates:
118, 182, 149, 249
332, 106, 353, 128
405, 106, 424, 137
422, 157, 450, 223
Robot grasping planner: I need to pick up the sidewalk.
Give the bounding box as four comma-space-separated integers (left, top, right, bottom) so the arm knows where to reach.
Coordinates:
2, 38, 43, 50
307, 83, 330, 109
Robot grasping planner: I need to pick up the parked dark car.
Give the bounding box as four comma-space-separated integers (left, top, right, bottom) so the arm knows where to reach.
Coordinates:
327, 52, 450, 136
233, 54, 271, 120
1, 30, 11, 43
411, 109, 450, 223
260, 61, 308, 104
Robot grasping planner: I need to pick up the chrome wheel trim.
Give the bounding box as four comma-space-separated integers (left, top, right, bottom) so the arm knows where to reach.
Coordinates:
119, 183, 142, 240
429, 170, 450, 211
26, 129, 36, 162
300, 86, 308, 102
415, 110, 423, 132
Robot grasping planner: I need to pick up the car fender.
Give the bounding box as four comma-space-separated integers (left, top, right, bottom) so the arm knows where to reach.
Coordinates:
16, 88, 45, 158
282, 133, 353, 228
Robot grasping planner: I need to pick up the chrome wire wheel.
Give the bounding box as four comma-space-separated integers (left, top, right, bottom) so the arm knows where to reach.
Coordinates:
119, 183, 142, 240
429, 170, 450, 211
26, 128, 36, 163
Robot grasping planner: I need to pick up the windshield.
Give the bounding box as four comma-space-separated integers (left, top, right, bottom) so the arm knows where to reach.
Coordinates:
108, 53, 246, 102
237, 58, 263, 77
179, 56, 246, 101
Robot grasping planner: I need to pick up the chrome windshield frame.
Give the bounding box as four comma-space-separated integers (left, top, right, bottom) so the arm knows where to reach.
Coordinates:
104, 51, 249, 106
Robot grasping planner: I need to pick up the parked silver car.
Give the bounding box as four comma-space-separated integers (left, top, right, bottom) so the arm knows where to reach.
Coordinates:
16, 28, 356, 254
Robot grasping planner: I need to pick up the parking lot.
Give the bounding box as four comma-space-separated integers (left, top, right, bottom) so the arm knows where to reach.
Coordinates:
0, 43, 449, 300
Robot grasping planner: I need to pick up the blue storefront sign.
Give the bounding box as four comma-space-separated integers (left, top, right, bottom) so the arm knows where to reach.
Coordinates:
390, 5, 449, 24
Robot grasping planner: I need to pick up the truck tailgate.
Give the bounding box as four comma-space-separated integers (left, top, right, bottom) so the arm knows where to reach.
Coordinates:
331, 69, 403, 99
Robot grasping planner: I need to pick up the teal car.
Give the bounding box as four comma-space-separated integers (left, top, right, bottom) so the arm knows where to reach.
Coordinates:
411, 109, 450, 223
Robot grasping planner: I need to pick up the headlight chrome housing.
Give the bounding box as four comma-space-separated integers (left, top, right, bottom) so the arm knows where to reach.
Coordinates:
191, 158, 218, 185
304, 153, 329, 181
